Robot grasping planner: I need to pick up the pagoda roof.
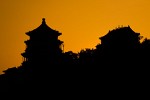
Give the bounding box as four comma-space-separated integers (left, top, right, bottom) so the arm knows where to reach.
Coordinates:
26, 18, 61, 36
100, 26, 140, 40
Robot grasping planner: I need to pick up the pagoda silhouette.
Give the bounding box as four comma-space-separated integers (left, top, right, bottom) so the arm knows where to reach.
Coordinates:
21, 18, 64, 72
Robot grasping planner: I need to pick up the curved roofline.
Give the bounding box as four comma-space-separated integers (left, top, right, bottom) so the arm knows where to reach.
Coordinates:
26, 18, 61, 36
99, 25, 139, 40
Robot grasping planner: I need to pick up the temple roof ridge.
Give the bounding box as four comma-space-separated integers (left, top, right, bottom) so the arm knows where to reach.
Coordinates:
26, 18, 61, 36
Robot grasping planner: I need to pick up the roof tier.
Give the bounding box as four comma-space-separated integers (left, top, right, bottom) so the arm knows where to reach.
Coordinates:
26, 18, 61, 36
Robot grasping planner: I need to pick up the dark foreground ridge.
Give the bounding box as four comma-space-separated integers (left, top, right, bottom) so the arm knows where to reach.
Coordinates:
0, 19, 149, 97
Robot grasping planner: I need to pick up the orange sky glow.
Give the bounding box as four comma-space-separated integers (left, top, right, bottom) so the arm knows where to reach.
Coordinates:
0, 0, 150, 73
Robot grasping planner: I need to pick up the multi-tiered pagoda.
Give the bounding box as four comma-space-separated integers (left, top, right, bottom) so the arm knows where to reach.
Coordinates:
21, 18, 64, 68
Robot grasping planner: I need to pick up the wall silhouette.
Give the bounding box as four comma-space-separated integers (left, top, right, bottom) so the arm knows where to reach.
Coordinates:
0, 19, 149, 96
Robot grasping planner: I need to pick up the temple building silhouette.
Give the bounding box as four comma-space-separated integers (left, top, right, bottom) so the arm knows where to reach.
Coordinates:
99, 26, 141, 49
21, 18, 64, 70
95, 26, 142, 65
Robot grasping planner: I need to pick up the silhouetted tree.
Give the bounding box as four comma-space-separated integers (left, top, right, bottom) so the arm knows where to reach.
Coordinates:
63, 51, 78, 65
140, 38, 150, 66
78, 48, 95, 65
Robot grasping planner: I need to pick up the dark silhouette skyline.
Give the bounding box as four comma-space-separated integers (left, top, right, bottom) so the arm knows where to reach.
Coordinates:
0, 18, 149, 96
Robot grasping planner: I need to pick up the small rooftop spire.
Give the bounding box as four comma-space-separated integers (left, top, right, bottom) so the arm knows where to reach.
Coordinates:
42, 18, 46, 24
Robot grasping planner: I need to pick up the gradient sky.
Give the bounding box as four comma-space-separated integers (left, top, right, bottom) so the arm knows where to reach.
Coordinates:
0, 0, 150, 73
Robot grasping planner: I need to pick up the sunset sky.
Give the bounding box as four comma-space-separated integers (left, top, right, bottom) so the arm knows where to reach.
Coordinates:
0, 0, 150, 73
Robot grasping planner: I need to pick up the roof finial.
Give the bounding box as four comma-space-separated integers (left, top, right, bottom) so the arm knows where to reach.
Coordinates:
42, 18, 46, 24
